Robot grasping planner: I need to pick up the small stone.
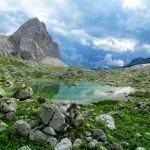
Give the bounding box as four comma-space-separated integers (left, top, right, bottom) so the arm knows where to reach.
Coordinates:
85, 131, 92, 136
13, 120, 30, 137
0, 99, 17, 113
136, 133, 142, 137
43, 127, 57, 136
135, 147, 146, 150
36, 96, 46, 103
73, 138, 82, 147
18, 146, 31, 150
96, 114, 116, 130
89, 139, 99, 147
55, 138, 72, 150
29, 130, 48, 141
4, 112, 15, 121
92, 129, 107, 142
86, 137, 92, 142
0, 87, 5, 97
46, 136, 58, 146
117, 102, 125, 109
0, 121, 8, 132
111, 143, 123, 150
13, 86, 33, 100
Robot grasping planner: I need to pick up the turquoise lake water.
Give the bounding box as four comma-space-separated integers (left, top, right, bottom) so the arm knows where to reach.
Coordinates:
4, 81, 135, 104
30, 81, 134, 104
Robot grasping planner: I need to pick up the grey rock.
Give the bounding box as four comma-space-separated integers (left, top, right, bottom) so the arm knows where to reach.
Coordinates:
89, 139, 99, 147
0, 87, 5, 97
49, 110, 66, 132
39, 106, 56, 125
43, 127, 57, 136
0, 121, 8, 132
117, 102, 125, 109
13, 85, 33, 100
55, 138, 72, 150
36, 96, 46, 103
0, 99, 17, 113
107, 112, 119, 116
58, 104, 71, 115
73, 138, 82, 147
39, 106, 65, 132
111, 143, 123, 150
0, 18, 60, 61
59, 68, 76, 79
92, 129, 107, 142
96, 114, 116, 130
134, 102, 149, 109
85, 131, 92, 136
65, 103, 84, 128
135, 147, 146, 150
13, 120, 30, 137
3, 112, 15, 121
6, 80, 14, 85
86, 137, 92, 142
18, 146, 31, 150
46, 136, 58, 146
29, 130, 48, 141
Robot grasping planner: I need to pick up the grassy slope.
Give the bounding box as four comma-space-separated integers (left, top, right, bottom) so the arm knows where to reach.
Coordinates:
0, 55, 150, 149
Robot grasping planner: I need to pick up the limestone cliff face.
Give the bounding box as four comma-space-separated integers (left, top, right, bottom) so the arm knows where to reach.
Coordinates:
0, 18, 61, 61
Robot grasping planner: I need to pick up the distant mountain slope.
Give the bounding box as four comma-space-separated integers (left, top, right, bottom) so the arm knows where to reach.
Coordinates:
0, 18, 67, 67
127, 57, 150, 67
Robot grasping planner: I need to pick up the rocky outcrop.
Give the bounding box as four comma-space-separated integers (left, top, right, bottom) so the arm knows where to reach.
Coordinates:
13, 85, 33, 100
0, 18, 66, 66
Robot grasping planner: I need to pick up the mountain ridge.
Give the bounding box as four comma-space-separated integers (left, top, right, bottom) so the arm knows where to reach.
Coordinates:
127, 57, 150, 67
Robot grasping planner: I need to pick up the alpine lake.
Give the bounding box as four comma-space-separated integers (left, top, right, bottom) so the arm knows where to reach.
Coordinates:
4, 80, 135, 104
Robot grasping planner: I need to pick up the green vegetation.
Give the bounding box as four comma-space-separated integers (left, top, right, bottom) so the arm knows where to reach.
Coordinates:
129, 91, 150, 98
0, 99, 150, 149
0, 55, 150, 149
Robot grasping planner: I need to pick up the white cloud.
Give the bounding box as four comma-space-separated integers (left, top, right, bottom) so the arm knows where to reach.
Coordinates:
104, 53, 124, 67
61, 47, 87, 67
93, 37, 137, 52
1, 0, 83, 34
80, 39, 90, 46
123, 0, 146, 10
142, 44, 150, 53
90, 53, 124, 68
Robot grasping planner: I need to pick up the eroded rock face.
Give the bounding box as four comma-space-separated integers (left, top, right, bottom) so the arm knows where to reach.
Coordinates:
0, 18, 60, 61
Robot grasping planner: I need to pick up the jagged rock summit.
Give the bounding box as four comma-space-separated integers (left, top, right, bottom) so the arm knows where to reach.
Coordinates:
0, 18, 67, 67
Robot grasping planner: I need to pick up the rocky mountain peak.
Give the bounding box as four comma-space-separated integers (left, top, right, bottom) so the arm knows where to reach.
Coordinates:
0, 18, 62, 63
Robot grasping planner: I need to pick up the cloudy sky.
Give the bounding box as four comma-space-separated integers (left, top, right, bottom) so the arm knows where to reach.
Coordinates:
0, 0, 150, 68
